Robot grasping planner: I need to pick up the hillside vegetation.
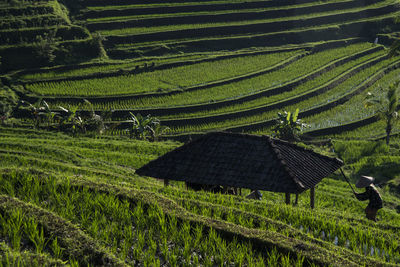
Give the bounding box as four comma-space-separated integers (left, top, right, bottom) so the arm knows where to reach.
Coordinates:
1, 0, 400, 265
0, 127, 399, 266
1, 0, 400, 139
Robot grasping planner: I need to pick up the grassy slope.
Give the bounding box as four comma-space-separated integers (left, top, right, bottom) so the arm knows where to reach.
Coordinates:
0, 127, 399, 266
1, 0, 400, 263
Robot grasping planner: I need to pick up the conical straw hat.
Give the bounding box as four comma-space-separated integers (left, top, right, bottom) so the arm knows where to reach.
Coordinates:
355, 175, 374, 188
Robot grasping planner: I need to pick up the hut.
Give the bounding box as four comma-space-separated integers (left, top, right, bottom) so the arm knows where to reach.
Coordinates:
135, 132, 343, 208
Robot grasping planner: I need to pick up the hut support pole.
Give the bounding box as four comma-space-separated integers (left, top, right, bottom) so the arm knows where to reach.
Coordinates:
294, 193, 299, 206
310, 187, 315, 209
164, 179, 169, 187
285, 193, 290, 204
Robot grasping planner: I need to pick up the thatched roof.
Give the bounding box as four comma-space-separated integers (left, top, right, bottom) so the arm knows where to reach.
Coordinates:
136, 132, 343, 193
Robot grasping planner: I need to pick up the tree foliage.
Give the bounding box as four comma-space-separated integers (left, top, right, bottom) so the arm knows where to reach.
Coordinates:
33, 31, 60, 64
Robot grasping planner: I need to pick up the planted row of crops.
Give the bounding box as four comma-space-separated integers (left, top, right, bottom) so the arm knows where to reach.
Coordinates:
20, 42, 400, 138
0, 172, 316, 266
250, 58, 400, 138
0, 0, 78, 46
87, 0, 380, 32
165, 55, 400, 134
42, 43, 373, 105
156, 47, 386, 120
82, 0, 347, 17
97, 0, 395, 38
305, 68, 400, 133
76, 0, 398, 60
85, 0, 372, 27
26, 49, 303, 96
71, 44, 382, 117
17, 46, 304, 84
109, 15, 396, 60
0, 127, 399, 265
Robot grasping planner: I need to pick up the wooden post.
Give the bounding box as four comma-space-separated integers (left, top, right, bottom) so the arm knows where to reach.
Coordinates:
239, 188, 242, 196
294, 193, 299, 206
285, 193, 290, 204
310, 187, 315, 209
164, 179, 169, 187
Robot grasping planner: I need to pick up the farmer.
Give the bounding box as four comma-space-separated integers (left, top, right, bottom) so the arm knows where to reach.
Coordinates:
355, 175, 383, 221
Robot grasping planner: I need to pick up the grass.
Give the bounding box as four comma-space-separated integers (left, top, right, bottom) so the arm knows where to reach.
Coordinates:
166, 55, 399, 134
26, 50, 301, 96
155, 47, 385, 120
0, 127, 399, 265
44, 43, 373, 107
96, 0, 395, 37
2, 0, 400, 264
85, 0, 352, 22
306, 68, 400, 131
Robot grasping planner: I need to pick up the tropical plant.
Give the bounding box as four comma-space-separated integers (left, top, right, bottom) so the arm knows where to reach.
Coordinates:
41, 100, 59, 128
90, 32, 108, 59
58, 105, 85, 136
364, 81, 400, 145
273, 108, 308, 141
150, 123, 170, 142
127, 112, 159, 140
81, 99, 105, 135
20, 99, 57, 129
33, 30, 60, 64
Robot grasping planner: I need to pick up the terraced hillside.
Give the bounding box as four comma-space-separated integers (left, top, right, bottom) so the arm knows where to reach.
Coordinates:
1, 0, 400, 265
0, 0, 97, 71
0, 127, 399, 265
0, 0, 398, 140
80, 0, 400, 58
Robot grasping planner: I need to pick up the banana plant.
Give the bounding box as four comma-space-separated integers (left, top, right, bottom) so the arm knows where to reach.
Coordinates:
364, 81, 399, 145
40, 100, 59, 128
127, 112, 159, 140
20, 99, 56, 129
149, 123, 170, 142
58, 105, 85, 136
273, 108, 309, 141
82, 99, 105, 135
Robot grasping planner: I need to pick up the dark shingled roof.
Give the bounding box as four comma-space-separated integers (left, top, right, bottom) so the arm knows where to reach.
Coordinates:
136, 132, 343, 193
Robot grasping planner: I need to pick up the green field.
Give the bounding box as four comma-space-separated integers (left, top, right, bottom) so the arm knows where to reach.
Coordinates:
1, 0, 400, 265
0, 127, 399, 265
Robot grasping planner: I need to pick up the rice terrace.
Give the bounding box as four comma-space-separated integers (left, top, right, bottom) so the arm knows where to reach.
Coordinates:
2, 0, 400, 265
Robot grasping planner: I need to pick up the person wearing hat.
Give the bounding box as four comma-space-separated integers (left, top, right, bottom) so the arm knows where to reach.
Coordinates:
355, 175, 383, 221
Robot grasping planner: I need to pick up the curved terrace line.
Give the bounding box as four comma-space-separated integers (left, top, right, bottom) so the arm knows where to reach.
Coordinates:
104, 45, 382, 118
22, 46, 307, 85
86, 0, 371, 30
25, 49, 306, 102
0, 195, 124, 267
225, 59, 400, 133
82, 0, 332, 7
103, 2, 397, 44
119, 14, 397, 53
70, 179, 386, 267
164, 59, 400, 137
82, 0, 346, 18
159, 53, 387, 127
